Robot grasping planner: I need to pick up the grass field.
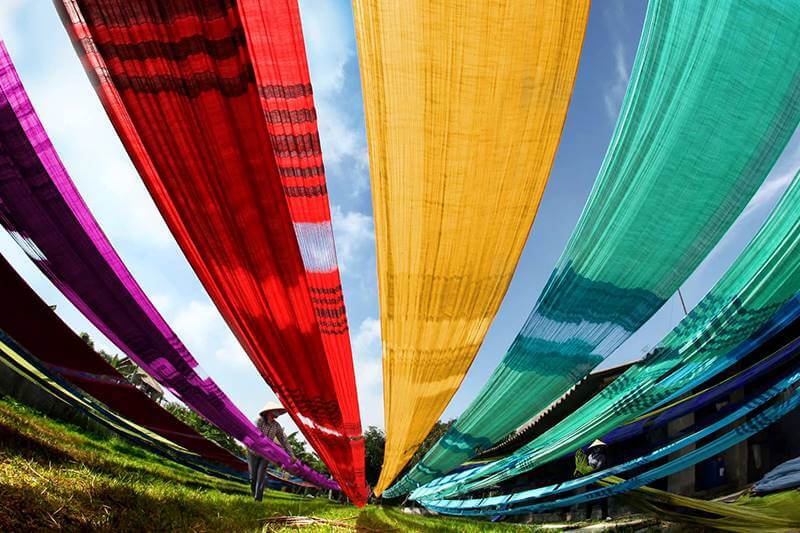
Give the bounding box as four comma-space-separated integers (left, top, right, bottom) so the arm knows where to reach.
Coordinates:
4, 394, 796, 532
0, 396, 529, 532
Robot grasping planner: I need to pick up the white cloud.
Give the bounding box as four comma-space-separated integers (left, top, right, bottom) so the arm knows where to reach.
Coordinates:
171, 300, 220, 348
602, 1, 631, 124
604, 42, 629, 123
149, 292, 173, 315
331, 205, 374, 274
690, 130, 800, 272
298, 0, 370, 192
741, 170, 795, 218
738, 134, 800, 220
351, 317, 384, 428
0, 0, 24, 44
44, 91, 172, 249
298, 0, 352, 95
315, 97, 369, 168
171, 299, 253, 370
213, 331, 253, 369
5, 20, 174, 251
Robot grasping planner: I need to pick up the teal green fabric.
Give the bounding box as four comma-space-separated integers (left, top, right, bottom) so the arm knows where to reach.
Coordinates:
422, 382, 800, 516
423, 366, 800, 511
411, 169, 800, 500
385, 0, 800, 498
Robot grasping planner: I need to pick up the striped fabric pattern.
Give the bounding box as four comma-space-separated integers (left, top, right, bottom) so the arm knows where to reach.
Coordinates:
56, 0, 366, 504
389, 0, 800, 498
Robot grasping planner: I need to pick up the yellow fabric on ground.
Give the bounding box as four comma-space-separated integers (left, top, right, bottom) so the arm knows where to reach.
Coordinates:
352, 0, 590, 494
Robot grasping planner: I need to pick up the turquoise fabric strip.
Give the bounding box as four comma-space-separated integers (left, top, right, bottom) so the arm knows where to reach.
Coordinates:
411, 170, 800, 500
422, 365, 800, 511
422, 381, 800, 516
385, 0, 800, 497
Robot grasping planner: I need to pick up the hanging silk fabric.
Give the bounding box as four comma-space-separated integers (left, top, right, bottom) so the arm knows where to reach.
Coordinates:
0, 42, 336, 490
0, 330, 247, 482
352, 0, 590, 494
608, 477, 800, 533
423, 377, 800, 516
0, 257, 246, 476
411, 168, 800, 501
56, 1, 366, 503
422, 362, 800, 512
484, 316, 800, 462
387, 0, 800, 497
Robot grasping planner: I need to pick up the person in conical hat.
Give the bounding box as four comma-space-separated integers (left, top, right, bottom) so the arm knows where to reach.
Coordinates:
585, 439, 611, 520
248, 400, 295, 501
259, 401, 287, 418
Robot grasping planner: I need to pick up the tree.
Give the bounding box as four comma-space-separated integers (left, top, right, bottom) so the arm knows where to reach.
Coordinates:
363, 419, 455, 494
409, 419, 454, 466
286, 432, 329, 474
80, 332, 163, 403
163, 401, 245, 457
80, 331, 125, 370
363, 426, 385, 488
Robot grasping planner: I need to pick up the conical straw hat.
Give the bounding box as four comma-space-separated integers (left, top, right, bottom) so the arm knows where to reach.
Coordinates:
260, 401, 287, 416
588, 439, 607, 449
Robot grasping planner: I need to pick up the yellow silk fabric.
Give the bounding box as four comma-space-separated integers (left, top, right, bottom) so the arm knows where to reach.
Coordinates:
353, 0, 590, 494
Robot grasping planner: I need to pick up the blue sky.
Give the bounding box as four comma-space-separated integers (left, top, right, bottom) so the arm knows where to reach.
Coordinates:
1, 1, 798, 446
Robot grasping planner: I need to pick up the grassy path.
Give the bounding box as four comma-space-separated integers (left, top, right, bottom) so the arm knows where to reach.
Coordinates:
0, 397, 528, 531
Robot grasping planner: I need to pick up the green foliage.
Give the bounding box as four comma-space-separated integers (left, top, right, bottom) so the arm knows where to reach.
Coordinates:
363, 426, 385, 488
0, 397, 527, 531
411, 419, 454, 466
362, 421, 455, 490
80, 331, 123, 369
286, 432, 328, 474
163, 401, 244, 458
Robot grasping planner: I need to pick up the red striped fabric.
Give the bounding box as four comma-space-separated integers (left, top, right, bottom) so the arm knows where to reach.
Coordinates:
57, 0, 366, 504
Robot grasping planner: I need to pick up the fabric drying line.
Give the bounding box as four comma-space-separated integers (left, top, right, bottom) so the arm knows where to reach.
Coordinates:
0, 42, 335, 490
55, 0, 366, 503
479, 317, 800, 473
352, 0, 591, 494
389, 0, 800, 498
603, 323, 800, 447
0, 329, 245, 483
411, 167, 800, 501
422, 372, 800, 516
421, 355, 800, 512
0, 254, 245, 473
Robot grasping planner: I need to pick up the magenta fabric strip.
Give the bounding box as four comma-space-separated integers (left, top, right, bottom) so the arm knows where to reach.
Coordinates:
0, 42, 336, 490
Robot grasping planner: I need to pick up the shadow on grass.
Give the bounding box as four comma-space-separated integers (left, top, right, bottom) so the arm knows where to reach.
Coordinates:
0, 475, 340, 532
0, 419, 79, 465
0, 478, 258, 532
0, 415, 251, 501
356, 506, 507, 532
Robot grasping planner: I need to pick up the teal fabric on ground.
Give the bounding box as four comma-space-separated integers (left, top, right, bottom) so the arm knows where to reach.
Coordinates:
412, 168, 800, 500
422, 366, 800, 511
385, 0, 800, 498
410, 170, 800, 500
421, 383, 800, 516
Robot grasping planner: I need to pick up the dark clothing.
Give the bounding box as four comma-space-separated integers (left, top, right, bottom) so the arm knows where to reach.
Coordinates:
256, 416, 294, 456
248, 452, 269, 501
587, 448, 607, 470
248, 415, 295, 501
585, 447, 609, 519
585, 495, 609, 520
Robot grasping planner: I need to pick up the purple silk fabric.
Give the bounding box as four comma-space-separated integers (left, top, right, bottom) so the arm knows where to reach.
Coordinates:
0, 42, 336, 490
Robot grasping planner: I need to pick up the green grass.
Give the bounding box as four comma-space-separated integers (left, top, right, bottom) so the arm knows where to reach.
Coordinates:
0, 396, 531, 532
